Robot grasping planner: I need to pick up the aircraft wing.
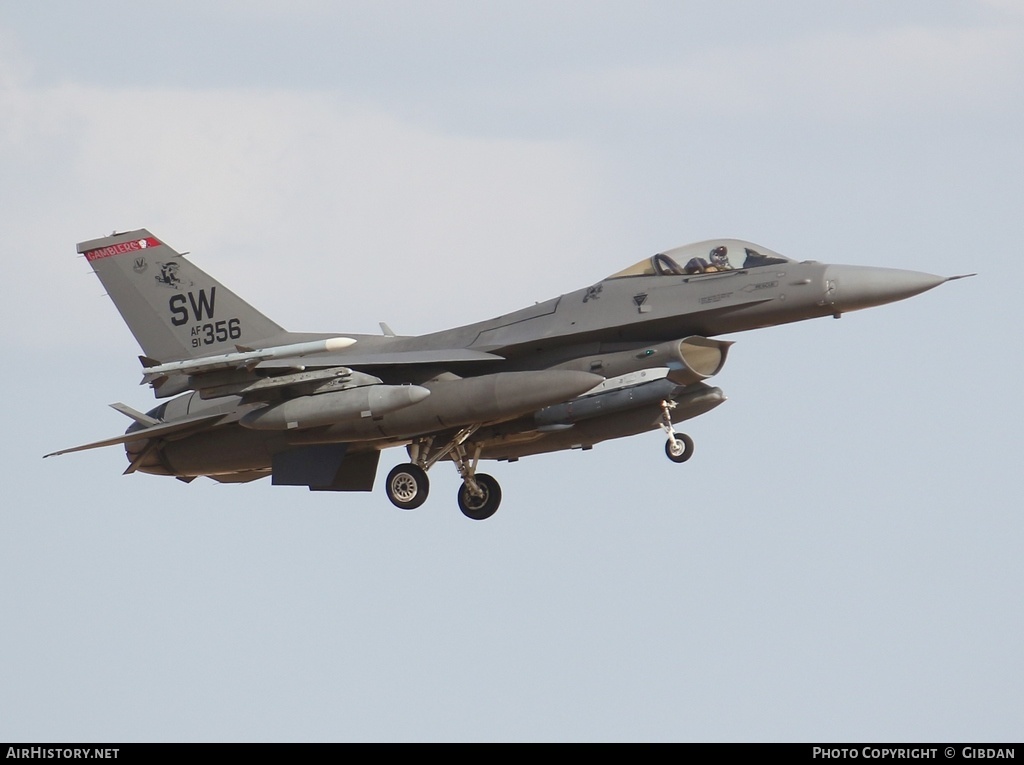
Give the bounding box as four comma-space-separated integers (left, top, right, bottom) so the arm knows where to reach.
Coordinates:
143, 342, 505, 399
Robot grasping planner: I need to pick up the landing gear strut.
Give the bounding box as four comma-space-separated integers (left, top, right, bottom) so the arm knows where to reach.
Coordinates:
444, 427, 502, 520
384, 426, 503, 520
659, 399, 695, 463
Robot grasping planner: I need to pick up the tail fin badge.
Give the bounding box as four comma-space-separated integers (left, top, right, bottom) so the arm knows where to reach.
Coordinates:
155, 261, 193, 290
83, 237, 161, 262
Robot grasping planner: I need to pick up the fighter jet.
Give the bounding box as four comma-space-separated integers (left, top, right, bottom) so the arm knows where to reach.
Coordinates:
46, 230, 968, 519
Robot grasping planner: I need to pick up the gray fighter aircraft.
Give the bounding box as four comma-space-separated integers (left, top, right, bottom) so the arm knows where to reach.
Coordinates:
47, 230, 967, 519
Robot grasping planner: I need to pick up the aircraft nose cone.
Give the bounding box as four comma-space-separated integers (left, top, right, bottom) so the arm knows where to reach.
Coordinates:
825, 265, 948, 313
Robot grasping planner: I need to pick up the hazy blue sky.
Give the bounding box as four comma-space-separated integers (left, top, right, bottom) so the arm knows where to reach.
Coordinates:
1, 1, 1021, 742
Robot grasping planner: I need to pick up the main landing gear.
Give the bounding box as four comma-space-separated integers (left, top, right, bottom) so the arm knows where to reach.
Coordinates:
659, 399, 695, 464
383, 426, 503, 520
457, 473, 501, 521
384, 463, 429, 510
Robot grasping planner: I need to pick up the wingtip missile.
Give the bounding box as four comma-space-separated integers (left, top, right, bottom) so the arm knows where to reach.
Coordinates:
140, 337, 357, 379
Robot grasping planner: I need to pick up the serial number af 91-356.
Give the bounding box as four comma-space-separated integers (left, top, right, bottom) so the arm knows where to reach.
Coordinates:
190, 318, 242, 348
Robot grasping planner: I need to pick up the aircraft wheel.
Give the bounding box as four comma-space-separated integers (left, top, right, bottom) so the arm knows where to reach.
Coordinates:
457, 473, 502, 521
665, 434, 694, 463
386, 463, 429, 510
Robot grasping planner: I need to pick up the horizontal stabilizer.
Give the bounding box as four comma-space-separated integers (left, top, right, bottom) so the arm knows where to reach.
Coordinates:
44, 412, 227, 458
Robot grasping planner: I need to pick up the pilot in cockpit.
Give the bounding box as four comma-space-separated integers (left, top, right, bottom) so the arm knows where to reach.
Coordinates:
707, 245, 732, 272
684, 245, 733, 275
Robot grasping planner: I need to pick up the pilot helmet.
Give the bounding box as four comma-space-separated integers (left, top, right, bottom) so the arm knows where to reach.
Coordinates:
709, 246, 729, 266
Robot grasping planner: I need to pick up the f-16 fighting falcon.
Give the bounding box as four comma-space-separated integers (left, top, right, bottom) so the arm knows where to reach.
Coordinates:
47, 230, 968, 519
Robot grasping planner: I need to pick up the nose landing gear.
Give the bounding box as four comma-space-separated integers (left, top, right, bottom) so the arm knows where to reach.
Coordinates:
665, 433, 695, 463
659, 399, 695, 463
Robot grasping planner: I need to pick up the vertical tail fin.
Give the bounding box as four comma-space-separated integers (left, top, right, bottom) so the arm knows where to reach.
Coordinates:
78, 229, 287, 361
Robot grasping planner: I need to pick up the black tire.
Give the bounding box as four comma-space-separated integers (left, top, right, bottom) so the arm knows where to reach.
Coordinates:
457, 473, 502, 521
385, 463, 429, 510
665, 434, 695, 463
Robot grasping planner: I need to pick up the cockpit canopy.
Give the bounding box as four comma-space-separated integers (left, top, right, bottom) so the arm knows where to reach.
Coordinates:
606, 239, 792, 280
